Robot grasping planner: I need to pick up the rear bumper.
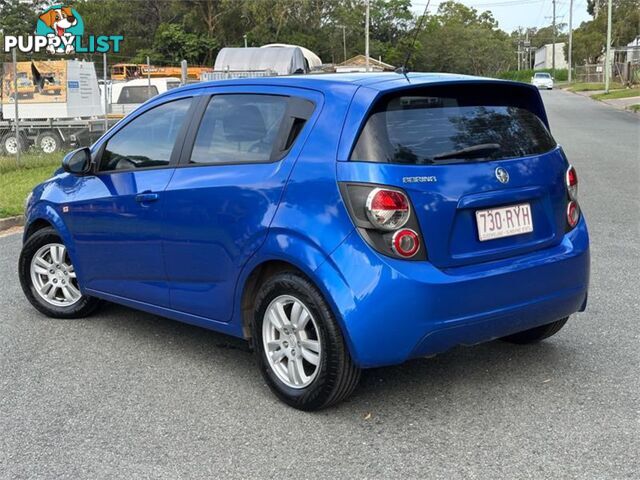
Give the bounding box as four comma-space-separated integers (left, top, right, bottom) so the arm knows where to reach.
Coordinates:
317, 217, 590, 368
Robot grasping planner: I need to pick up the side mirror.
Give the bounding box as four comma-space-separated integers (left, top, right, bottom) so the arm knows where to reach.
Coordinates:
62, 147, 92, 175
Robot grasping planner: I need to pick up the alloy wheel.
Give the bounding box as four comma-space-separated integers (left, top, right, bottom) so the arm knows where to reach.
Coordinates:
30, 243, 81, 307
262, 295, 322, 389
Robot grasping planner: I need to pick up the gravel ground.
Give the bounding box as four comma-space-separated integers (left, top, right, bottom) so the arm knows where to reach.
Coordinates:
0, 89, 638, 479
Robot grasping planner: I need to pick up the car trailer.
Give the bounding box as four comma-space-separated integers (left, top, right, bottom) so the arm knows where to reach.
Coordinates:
0, 117, 120, 155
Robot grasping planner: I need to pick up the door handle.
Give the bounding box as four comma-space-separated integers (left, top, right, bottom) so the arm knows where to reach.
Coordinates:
135, 192, 159, 203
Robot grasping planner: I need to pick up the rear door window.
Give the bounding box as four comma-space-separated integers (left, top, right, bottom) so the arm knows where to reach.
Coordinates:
350, 88, 556, 165
188, 94, 313, 165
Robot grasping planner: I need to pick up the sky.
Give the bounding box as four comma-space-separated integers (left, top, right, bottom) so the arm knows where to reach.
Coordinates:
411, 0, 593, 34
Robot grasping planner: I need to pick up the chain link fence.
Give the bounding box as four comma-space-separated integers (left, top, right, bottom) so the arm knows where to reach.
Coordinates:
575, 62, 640, 85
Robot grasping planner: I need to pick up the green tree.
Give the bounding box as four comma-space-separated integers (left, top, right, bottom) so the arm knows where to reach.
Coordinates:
144, 23, 218, 65
415, 2, 514, 75
0, 0, 38, 37
571, 0, 639, 65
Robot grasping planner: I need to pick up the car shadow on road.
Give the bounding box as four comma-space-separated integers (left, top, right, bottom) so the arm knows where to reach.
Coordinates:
90, 302, 576, 414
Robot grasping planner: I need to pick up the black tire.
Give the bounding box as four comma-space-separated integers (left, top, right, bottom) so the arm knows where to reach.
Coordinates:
252, 271, 361, 411
2, 132, 27, 156
501, 317, 568, 345
36, 131, 63, 154
19, 227, 101, 319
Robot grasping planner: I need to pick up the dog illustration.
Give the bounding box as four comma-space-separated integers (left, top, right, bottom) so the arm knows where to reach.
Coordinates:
39, 6, 78, 54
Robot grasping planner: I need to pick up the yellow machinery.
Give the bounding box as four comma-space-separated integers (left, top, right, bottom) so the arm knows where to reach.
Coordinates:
111, 63, 212, 81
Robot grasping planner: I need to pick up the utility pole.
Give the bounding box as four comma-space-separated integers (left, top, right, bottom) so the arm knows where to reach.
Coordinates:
146, 55, 151, 99
243, 34, 247, 48
181, 59, 187, 86
517, 27, 522, 71
365, 0, 370, 72
604, 0, 612, 92
525, 29, 531, 69
342, 25, 347, 62
103, 53, 108, 132
12, 47, 20, 164
568, 0, 574, 82
552, 0, 556, 77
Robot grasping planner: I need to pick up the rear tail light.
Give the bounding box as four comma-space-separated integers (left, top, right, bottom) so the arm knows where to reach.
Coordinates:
566, 165, 578, 200
565, 165, 580, 230
365, 188, 410, 230
340, 183, 426, 261
567, 200, 580, 228
392, 229, 420, 258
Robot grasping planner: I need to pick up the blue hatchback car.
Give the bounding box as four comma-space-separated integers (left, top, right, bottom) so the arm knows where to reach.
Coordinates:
19, 73, 590, 410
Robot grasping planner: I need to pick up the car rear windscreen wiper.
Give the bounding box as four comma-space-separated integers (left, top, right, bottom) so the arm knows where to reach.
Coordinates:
432, 143, 501, 161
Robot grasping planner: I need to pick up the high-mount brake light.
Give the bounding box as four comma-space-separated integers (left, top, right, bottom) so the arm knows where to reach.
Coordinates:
365, 188, 410, 231
392, 229, 420, 258
566, 165, 578, 201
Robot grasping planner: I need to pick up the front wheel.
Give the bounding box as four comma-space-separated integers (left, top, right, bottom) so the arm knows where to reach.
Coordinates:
252, 272, 360, 411
501, 317, 568, 344
19, 227, 101, 318
2, 132, 27, 155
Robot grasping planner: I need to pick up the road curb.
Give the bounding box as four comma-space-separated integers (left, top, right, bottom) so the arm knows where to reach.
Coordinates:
562, 88, 640, 116
0, 215, 25, 232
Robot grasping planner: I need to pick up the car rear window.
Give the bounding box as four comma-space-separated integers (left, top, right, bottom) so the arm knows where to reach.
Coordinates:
117, 86, 159, 104
350, 88, 556, 165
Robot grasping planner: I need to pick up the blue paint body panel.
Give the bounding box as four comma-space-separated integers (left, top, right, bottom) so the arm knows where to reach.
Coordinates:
23, 72, 590, 368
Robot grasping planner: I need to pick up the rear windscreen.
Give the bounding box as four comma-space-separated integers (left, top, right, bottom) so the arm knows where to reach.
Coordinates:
350, 88, 556, 165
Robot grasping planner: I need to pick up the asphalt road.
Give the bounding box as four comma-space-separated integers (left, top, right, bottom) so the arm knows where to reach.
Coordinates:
1, 90, 639, 479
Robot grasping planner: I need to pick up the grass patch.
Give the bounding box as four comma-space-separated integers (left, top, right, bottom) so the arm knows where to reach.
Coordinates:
629, 104, 640, 112
566, 82, 625, 92
497, 68, 568, 83
0, 152, 63, 218
591, 88, 640, 101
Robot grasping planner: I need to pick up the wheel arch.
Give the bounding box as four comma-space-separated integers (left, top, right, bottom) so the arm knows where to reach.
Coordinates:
23, 218, 54, 241
22, 202, 83, 272
239, 259, 305, 341
236, 229, 359, 363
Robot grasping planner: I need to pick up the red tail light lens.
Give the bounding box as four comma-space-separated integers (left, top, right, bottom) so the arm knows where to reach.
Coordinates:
340, 183, 426, 261
566, 165, 578, 200
365, 188, 410, 231
567, 200, 580, 228
392, 229, 420, 257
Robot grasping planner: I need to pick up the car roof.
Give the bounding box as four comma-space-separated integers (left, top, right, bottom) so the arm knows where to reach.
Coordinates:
175, 72, 522, 94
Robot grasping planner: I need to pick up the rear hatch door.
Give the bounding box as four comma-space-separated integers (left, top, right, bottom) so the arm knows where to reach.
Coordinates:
338, 81, 569, 269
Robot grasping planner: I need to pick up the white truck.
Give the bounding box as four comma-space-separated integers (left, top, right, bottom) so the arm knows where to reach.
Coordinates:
0, 59, 117, 154
106, 77, 181, 116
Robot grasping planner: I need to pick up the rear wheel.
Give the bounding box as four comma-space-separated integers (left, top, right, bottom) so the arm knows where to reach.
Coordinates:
252, 272, 360, 411
501, 317, 568, 344
19, 227, 101, 319
36, 131, 63, 154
